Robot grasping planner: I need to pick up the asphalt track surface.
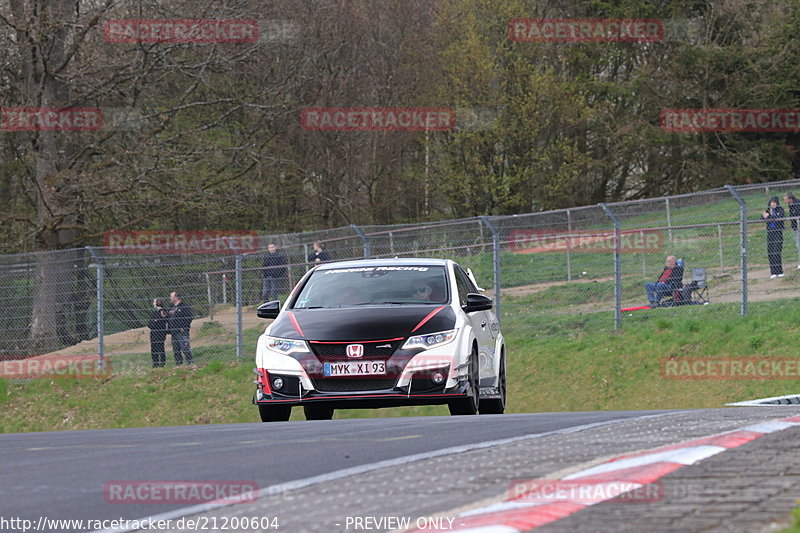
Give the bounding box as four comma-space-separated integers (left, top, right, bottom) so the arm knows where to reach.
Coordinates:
0, 411, 670, 530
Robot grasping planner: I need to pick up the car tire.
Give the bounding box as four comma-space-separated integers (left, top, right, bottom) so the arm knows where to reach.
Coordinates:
304, 405, 335, 420
479, 352, 506, 415
258, 404, 292, 422
448, 346, 480, 416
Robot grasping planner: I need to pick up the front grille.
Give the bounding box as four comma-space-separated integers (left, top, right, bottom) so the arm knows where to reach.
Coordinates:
309, 340, 402, 360
271, 374, 301, 397
312, 378, 398, 393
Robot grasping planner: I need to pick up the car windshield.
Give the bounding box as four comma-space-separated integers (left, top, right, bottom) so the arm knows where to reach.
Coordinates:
293, 265, 449, 308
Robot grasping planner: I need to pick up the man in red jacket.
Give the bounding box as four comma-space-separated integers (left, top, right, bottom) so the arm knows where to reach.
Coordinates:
646, 256, 684, 307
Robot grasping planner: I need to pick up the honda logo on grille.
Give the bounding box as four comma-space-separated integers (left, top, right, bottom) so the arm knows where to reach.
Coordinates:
346, 344, 364, 358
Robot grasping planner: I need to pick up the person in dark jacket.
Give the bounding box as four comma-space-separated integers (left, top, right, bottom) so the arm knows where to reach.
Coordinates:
169, 291, 194, 365
147, 297, 169, 368
784, 192, 800, 269
763, 196, 785, 278
262, 243, 288, 301
645, 255, 684, 307
307, 241, 331, 264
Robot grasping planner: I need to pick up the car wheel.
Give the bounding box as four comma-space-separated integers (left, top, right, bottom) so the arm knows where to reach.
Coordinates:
479, 352, 506, 415
448, 346, 479, 416
304, 404, 335, 420
258, 404, 292, 422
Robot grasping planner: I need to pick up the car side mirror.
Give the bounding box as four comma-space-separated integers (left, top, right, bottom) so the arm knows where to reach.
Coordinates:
256, 300, 281, 319
464, 293, 492, 312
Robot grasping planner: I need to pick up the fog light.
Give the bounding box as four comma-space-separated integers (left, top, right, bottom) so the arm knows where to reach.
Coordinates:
256, 389, 264, 401
431, 371, 445, 384
272, 377, 284, 390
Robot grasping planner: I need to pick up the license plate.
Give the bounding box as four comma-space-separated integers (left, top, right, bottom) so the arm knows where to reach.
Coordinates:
323, 360, 386, 377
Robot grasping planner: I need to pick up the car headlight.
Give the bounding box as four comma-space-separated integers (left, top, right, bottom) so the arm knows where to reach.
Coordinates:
402, 329, 458, 350
264, 336, 310, 355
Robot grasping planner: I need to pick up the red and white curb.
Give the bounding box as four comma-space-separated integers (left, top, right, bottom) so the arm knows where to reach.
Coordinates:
410, 416, 800, 532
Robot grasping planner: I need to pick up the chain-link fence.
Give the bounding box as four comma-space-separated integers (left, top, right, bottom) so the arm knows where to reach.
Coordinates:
4, 179, 800, 374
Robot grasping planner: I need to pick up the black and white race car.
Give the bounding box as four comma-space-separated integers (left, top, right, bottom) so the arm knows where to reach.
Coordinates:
252, 258, 506, 421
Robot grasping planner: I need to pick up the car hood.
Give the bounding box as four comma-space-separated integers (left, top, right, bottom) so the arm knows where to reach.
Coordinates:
269, 305, 457, 341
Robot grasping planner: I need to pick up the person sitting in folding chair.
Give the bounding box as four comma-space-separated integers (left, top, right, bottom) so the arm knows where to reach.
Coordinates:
645, 256, 684, 308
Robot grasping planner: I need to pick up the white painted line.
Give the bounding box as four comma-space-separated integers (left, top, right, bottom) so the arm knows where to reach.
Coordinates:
460, 500, 544, 517
742, 420, 798, 434
563, 445, 725, 480
93, 414, 670, 533
458, 527, 518, 533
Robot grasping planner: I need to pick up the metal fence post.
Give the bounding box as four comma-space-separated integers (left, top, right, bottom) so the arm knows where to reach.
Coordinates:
235, 254, 243, 360
205, 273, 214, 320
640, 229, 647, 277
725, 185, 748, 316
478, 218, 486, 254
351, 224, 371, 258
600, 204, 622, 330
566, 209, 572, 282
479, 216, 501, 324
666, 198, 673, 242
86, 246, 104, 367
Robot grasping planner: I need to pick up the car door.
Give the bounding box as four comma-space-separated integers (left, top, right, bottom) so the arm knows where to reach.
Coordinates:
454, 266, 493, 383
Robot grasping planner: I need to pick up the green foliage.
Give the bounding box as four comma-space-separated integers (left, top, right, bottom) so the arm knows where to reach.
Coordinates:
3, 1, 800, 252
778, 506, 800, 533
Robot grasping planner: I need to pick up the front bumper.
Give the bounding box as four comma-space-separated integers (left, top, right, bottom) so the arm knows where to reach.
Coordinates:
252, 379, 470, 409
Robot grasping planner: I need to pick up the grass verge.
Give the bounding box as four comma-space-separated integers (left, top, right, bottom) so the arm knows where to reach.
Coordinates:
4, 302, 800, 432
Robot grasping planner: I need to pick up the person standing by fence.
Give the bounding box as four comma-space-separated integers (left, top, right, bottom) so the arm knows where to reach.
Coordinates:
307, 241, 331, 264
262, 243, 288, 301
763, 196, 785, 278
147, 298, 169, 368
784, 192, 800, 269
169, 291, 194, 365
